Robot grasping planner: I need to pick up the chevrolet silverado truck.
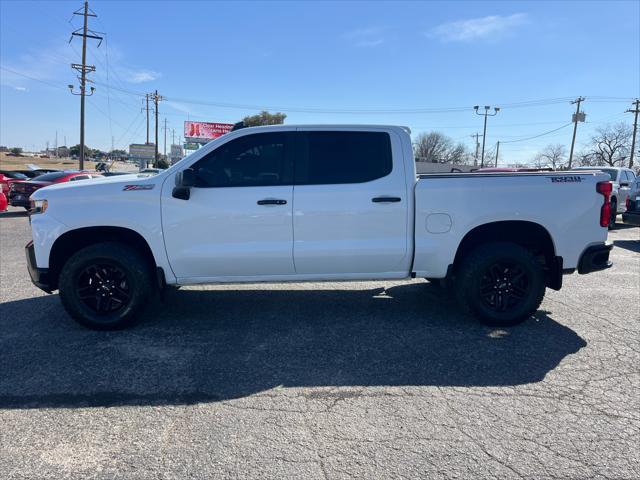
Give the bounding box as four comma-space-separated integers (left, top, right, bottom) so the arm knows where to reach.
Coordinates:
26, 125, 614, 330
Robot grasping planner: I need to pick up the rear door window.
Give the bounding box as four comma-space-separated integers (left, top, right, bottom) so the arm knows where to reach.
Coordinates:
295, 131, 392, 185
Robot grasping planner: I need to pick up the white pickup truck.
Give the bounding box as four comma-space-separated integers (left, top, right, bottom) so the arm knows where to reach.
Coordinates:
27, 125, 614, 330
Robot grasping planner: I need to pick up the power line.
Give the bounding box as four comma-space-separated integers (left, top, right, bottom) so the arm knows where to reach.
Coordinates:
116, 112, 143, 147
499, 123, 573, 144
2, 65, 634, 116
0, 66, 68, 90
86, 97, 129, 132
124, 114, 147, 148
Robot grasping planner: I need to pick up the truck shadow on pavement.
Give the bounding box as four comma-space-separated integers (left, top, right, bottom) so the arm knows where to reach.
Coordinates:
613, 239, 640, 253
0, 282, 587, 409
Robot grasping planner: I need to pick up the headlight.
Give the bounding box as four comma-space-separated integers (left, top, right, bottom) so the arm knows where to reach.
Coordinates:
30, 199, 48, 214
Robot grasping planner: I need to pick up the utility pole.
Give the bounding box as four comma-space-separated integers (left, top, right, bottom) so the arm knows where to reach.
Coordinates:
149, 90, 164, 166
626, 99, 640, 169
495, 141, 500, 167
54, 131, 58, 158
163, 118, 168, 158
568, 96, 586, 169
69, 1, 102, 171
471, 133, 482, 166
145, 93, 150, 144
474, 105, 500, 167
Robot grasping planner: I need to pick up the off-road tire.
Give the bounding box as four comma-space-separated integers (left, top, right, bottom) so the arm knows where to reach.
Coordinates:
455, 242, 545, 327
59, 241, 153, 330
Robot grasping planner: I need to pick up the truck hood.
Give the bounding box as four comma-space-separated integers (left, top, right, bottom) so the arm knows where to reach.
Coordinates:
31, 174, 157, 199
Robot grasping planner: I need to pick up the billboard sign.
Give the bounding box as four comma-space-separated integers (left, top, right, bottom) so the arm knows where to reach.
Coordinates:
129, 143, 156, 169
129, 143, 155, 159
184, 121, 234, 142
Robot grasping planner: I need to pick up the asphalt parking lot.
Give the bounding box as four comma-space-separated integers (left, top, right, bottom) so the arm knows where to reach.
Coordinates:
0, 206, 638, 480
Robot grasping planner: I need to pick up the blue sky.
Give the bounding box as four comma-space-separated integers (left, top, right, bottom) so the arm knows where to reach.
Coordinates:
1, 0, 638, 163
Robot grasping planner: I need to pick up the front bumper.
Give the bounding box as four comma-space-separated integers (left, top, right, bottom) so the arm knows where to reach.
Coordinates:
577, 242, 613, 274
622, 210, 640, 226
25, 241, 53, 293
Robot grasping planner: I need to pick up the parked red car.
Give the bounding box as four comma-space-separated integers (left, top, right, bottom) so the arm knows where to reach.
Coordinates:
8, 171, 102, 209
0, 172, 28, 197
0, 191, 8, 212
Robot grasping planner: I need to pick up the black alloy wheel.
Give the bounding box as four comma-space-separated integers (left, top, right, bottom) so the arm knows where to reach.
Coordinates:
59, 242, 153, 330
76, 263, 131, 314
478, 261, 529, 313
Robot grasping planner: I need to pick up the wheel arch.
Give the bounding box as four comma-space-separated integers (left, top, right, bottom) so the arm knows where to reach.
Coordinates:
48, 226, 160, 291
451, 220, 562, 290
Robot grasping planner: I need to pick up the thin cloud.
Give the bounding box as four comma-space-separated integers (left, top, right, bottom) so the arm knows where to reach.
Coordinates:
13, 86, 27, 92
430, 13, 527, 42
125, 69, 161, 84
166, 100, 201, 117
344, 27, 387, 48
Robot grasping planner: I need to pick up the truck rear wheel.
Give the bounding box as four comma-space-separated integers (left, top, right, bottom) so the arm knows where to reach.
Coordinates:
455, 242, 545, 327
58, 242, 153, 330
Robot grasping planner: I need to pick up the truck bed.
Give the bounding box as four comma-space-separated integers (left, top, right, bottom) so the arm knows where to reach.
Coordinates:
411, 171, 609, 278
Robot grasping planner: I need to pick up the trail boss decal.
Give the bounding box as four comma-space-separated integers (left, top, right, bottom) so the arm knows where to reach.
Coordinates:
123, 184, 155, 191
549, 176, 582, 183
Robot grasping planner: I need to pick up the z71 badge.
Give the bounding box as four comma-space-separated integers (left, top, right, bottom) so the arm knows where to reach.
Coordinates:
123, 184, 155, 191
550, 176, 582, 183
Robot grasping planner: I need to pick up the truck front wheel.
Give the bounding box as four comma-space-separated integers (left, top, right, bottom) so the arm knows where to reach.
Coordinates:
58, 242, 153, 330
455, 242, 545, 327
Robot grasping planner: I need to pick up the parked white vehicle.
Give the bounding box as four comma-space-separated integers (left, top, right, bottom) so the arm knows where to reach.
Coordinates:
573, 166, 637, 227
27, 125, 614, 330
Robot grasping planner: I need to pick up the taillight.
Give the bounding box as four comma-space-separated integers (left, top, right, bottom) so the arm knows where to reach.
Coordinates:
626, 196, 631, 209
596, 181, 612, 227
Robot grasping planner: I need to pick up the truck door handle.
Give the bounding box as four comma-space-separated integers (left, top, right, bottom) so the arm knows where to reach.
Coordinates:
257, 199, 287, 205
372, 196, 401, 203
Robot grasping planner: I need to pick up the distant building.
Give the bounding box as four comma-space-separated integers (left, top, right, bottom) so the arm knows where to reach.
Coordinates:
56, 146, 70, 158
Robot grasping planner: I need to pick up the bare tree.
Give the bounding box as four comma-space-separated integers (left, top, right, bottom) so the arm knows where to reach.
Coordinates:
577, 150, 597, 167
413, 132, 468, 164
534, 144, 567, 170
586, 123, 632, 167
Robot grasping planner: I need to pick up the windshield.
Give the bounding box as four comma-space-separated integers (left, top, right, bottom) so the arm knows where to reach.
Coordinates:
33, 172, 68, 182
594, 168, 618, 181
6, 172, 29, 179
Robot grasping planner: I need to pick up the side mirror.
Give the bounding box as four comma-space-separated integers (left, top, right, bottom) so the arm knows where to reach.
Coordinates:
172, 168, 196, 200
175, 168, 196, 187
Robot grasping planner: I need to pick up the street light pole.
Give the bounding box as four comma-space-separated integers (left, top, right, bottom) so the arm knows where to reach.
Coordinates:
474, 105, 500, 167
